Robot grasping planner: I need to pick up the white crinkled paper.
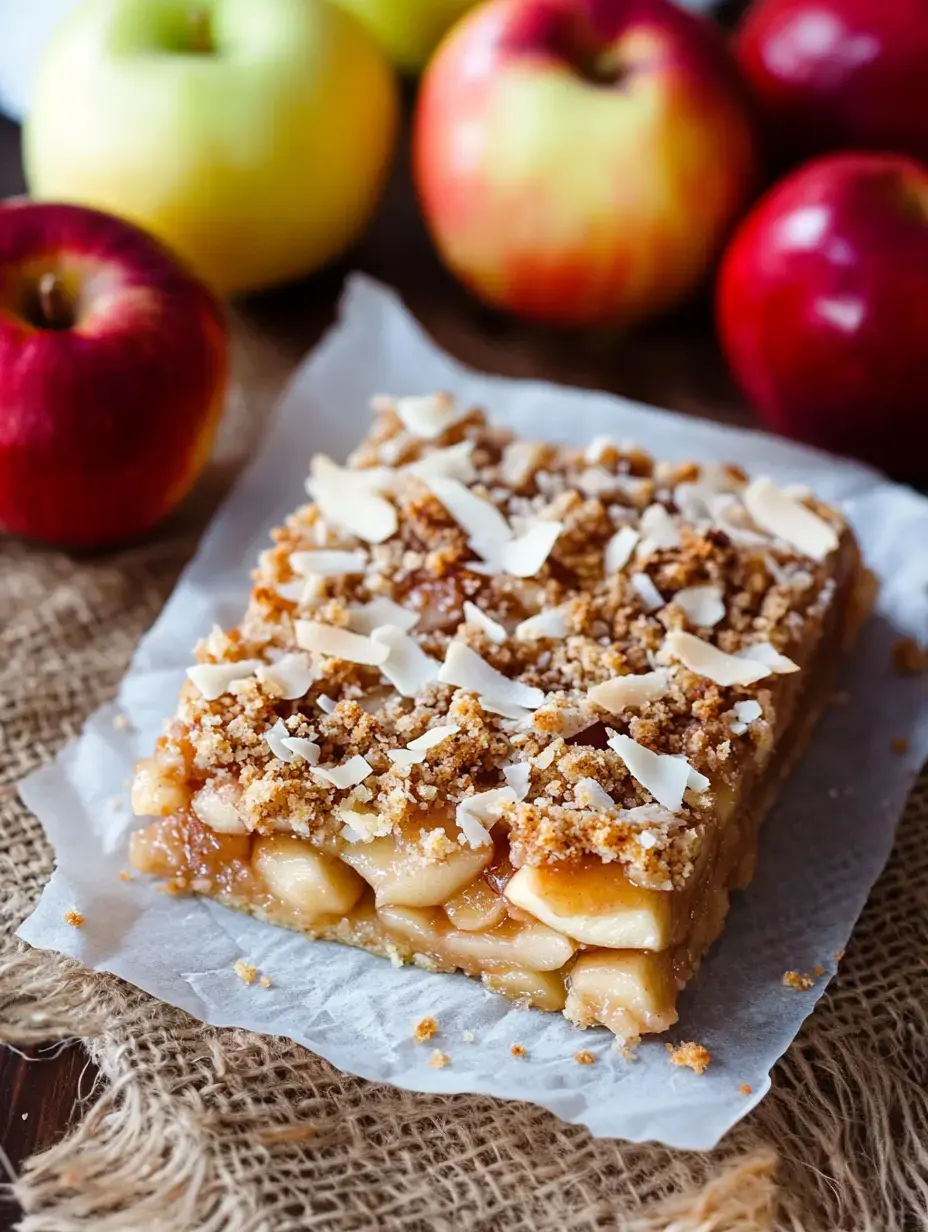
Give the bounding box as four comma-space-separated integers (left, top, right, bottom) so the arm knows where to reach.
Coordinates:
18, 275, 928, 1148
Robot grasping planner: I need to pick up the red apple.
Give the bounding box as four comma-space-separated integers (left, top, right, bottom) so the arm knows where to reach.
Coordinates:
0, 200, 228, 548
414, 0, 759, 328
716, 152, 928, 477
735, 0, 928, 166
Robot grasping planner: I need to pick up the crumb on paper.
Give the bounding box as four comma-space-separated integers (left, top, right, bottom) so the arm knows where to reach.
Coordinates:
233, 958, 257, 985
259, 976, 272, 989
666, 1041, 712, 1075
461, 1030, 475, 1043
739, 1083, 753, 1097
511, 1043, 527, 1058
892, 637, 928, 675
256, 1122, 317, 1144
890, 736, 909, 756
64, 910, 84, 928
813, 964, 825, 977
113, 713, 132, 731
574, 1050, 596, 1066
413, 1016, 438, 1042
782, 970, 815, 991
118, 870, 134, 882
428, 1049, 450, 1069
835, 948, 846, 962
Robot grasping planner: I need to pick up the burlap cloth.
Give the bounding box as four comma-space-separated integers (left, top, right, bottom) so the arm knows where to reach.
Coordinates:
2, 340, 926, 1232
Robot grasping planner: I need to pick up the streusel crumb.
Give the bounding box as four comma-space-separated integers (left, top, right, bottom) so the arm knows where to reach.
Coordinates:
574, 1050, 596, 1066
413, 1016, 438, 1042
428, 1049, 450, 1069
511, 1043, 527, 1058
782, 970, 815, 991
666, 1041, 712, 1075
739, 1083, 753, 1096
233, 958, 257, 985
64, 910, 84, 928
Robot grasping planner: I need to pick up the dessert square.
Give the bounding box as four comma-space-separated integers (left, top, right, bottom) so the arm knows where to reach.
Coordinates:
129, 394, 870, 1040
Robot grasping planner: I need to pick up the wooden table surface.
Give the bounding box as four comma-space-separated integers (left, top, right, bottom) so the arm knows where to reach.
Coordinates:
0, 96, 753, 1228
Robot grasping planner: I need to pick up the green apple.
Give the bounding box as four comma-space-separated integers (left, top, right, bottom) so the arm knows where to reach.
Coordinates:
25, 0, 400, 297
330, 0, 480, 72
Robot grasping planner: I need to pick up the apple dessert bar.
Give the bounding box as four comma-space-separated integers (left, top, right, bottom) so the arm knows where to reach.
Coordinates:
129, 395, 870, 1040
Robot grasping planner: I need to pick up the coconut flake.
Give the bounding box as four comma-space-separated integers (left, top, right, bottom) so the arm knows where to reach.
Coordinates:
279, 736, 321, 765
463, 600, 508, 644
316, 694, 337, 714
289, 550, 368, 578
456, 788, 517, 848
575, 777, 615, 811
589, 670, 670, 713
730, 698, 763, 735
502, 762, 532, 801
630, 573, 664, 613
737, 641, 800, 674
392, 392, 462, 439
256, 653, 315, 700
427, 476, 511, 554
186, 660, 261, 701
577, 467, 624, 498
497, 521, 563, 578
481, 698, 536, 721
500, 440, 545, 487
295, 621, 390, 667
438, 641, 545, 710
604, 526, 639, 574
639, 504, 680, 550
665, 630, 771, 687
348, 597, 418, 636
743, 477, 838, 562
274, 579, 307, 603
672, 585, 726, 628
403, 441, 476, 483
386, 748, 424, 767
619, 803, 681, 827
684, 763, 711, 794
264, 719, 295, 763
533, 744, 559, 770
514, 604, 570, 642
370, 625, 441, 697
607, 732, 694, 814
312, 755, 373, 790
407, 724, 460, 753
306, 455, 397, 545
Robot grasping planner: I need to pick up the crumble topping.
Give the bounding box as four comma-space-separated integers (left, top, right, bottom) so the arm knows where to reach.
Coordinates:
739, 1083, 753, 1096
511, 1043, 527, 1058
233, 958, 257, 985
140, 397, 852, 887
574, 1050, 596, 1066
413, 1016, 438, 1042
782, 970, 816, 991
428, 1049, 450, 1069
64, 910, 84, 927
666, 1041, 712, 1074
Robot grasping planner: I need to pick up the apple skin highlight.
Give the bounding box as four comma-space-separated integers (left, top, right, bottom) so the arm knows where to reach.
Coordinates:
0, 200, 228, 548
414, 0, 759, 328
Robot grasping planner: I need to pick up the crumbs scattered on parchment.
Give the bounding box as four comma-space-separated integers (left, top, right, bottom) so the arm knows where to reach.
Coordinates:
739, 1084, 753, 1097
574, 1050, 596, 1066
892, 638, 928, 676
782, 970, 815, 991
511, 1043, 527, 1058
428, 1049, 450, 1069
462, 1030, 475, 1043
118, 870, 134, 882
612, 1036, 640, 1062
259, 976, 272, 989
890, 737, 909, 756
666, 1042, 712, 1075
813, 965, 825, 977
413, 1016, 438, 1042
233, 958, 257, 985
64, 910, 84, 928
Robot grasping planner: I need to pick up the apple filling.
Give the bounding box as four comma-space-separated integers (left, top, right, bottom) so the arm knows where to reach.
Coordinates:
127, 398, 869, 1039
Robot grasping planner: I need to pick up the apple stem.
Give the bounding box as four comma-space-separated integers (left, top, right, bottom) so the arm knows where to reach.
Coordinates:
188, 8, 212, 53
37, 272, 71, 330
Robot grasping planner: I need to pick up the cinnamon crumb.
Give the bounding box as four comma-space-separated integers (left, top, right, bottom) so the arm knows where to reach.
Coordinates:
413, 1016, 438, 1042
739, 1083, 753, 1096
511, 1043, 526, 1058
118, 870, 134, 882
813, 964, 825, 977
890, 736, 909, 755
782, 970, 815, 991
64, 910, 84, 928
892, 637, 928, 675
834, 948, 846, 962
428, 1049, 450, 1069
574, 1050, 596, 1066
461, 1030, 475, 1043
666, 1041, 712, 1075
233, 958, 257, 985
259, 976, 272, 989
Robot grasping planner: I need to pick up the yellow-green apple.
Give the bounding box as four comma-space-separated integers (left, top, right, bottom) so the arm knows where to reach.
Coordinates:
330, 0, 480, 72
735, 0, 928, 167
717, 152, 928, 478
24, 0, 400, 298
413, 0, 759, 328
0, 200, 228, 547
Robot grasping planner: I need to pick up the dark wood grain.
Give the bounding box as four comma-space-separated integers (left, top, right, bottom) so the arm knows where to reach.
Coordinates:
0, 63, 755, 1224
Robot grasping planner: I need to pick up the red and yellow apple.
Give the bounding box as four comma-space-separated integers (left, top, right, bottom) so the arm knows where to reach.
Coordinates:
0, 200, 228, 548
414, 0, 759, 328
735, 0, 928, 167
717, 152, 928, 477
330, 0, 480, 72
24, 0, 399, 298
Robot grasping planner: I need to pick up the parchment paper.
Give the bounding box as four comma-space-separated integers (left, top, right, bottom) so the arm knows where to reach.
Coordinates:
18, 275, 928, 1149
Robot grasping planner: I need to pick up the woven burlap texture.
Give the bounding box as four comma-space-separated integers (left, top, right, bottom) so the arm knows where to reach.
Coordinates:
1, 383, 926, 1232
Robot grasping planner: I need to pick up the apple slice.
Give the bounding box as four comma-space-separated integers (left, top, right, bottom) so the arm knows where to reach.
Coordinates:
253, 836, 365, 919
504, 863, 673, 950
565, 951, 679, 1039
340, 833, 492, 907
482, 968, 567, 1013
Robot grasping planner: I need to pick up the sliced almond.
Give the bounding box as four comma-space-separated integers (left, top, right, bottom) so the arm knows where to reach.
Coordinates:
370, 625, 441, 697
463, 600, 508, 644
672, 585, 725, 629
589, 670, 670, 714
607, 732, 695, 814
665, 630, 771, 687
186, 660, 261, 701
295, 621, 389, 667
438, 642, 545, 711
743, 477, 838, 562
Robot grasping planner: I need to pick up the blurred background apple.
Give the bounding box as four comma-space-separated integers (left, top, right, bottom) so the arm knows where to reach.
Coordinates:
735, 0, 928, 168
717, 152, 928, 477
414, 0, 759, 328
23, 0, 400, 297
330, 0, 480, 72
0, 199, 228, 547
